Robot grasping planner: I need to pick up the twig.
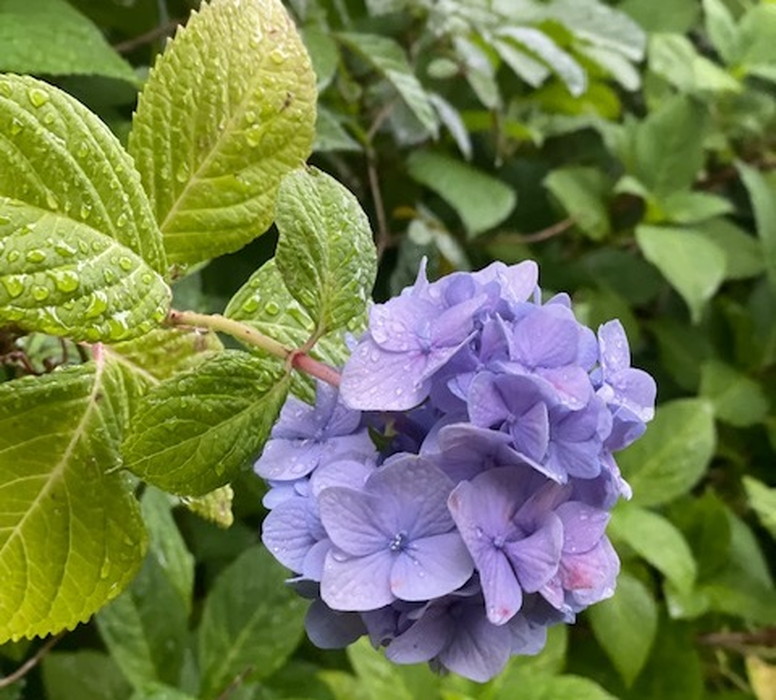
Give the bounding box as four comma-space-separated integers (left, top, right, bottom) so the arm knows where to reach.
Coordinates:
166, 310, 341, 387
367, 160, 392, 260
699, 627, 776, 651
0, 633, 63, 690
113, 18, 182, 53
489, 218, 575, 245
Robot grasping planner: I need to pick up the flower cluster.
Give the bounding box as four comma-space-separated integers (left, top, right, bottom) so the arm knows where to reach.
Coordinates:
255, 260, 656, 682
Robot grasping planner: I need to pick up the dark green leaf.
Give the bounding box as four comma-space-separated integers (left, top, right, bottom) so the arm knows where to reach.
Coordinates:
42, 651, 132, 700
544, 167, 611, 240
738, 162, 776, 291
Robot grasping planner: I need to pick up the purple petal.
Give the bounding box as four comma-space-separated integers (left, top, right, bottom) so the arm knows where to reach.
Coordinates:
505, 513, 563, 592
475, 547, 523, 625
305, 599, 366, 649
271, 395, 319, 439
390, 533, 474, 602
607, 368, 657, 422
321, 548, 395, 611
536, 366, 592, 410
509, 400, 550, 463
511, 309, 579, 369
369, 297, 438, 351
546, 439, 601, 480
430, 295, 485, 347
556, 502, 609, 555
467, 372, 510, 428
435, 424, 524, 482
261, 498, 317, 572
598, 320, 630, 374
302, 538, 332, 581
318, 488, 389, 556
254, 438, 323, 480
310, 458, 376, 497
385, 607, 450, 664
508, 614, 548, 655
560, 537, 619, 607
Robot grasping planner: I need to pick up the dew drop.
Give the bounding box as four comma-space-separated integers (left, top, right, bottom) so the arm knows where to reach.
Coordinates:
54, 270, 79, 293
264, 301, 280, 316
7, 250, 20, 263
0, 214, 10, 226
9, 118, 23, 136
270, 49, 285, 64
25, 249, 45, 264
80, 202, 93, 220
118, 256, 133, 272
45, 191, 58, 210
54, 241, 77, 258
245, 126, 263, 147
27, 87, 49, 108
116, 213, 128, 228
100, 559, 111, 579
2, 277, 24, 298
85, 293, 108, 318
241, 297, 259, 314
104, 268, 117, 284
175, 164, 190, 183
0, 81, 10, 97
245, 110, 257, 125
76, 143, 89, 158
31, 285, 49, 301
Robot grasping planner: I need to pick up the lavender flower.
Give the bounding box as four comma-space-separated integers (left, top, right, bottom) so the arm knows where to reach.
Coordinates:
255, 259, 656, 682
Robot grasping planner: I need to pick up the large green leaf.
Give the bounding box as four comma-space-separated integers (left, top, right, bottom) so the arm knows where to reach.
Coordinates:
0, 356, 146, 643
406, 151, 516, 237
0, 0, 136, 83
700, 360, 769, 427
636, 225, 726, 323
337, 33, 438, 137
543, 167, 611, 240
122, 351, 290, 496
738, 162, 776, 291
698, 217, 765, 280
610, 503, 697, 594
618, 398, 716, 507
128, 0, 316, 268
275, 167, 376, 334
42, 651, 132, 700
588, 574, 657, 686
197, 546, 306, 699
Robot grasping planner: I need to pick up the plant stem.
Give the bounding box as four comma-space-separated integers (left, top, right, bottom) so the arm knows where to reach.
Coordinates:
0, 633, 63, 690
166, 310, 341, 387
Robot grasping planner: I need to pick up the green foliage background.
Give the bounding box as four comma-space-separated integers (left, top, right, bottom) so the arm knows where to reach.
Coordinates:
1, 0, 775, 698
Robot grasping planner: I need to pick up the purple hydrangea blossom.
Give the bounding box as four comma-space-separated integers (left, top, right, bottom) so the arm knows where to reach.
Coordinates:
254, 259, 656, 683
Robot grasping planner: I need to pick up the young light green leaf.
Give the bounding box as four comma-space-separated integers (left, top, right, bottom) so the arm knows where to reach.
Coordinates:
618, 398, 716, 507
128, 0, 316, 268
42, 651, 132, 700
407, 151, 516, 237
0, 356, 147, 643
346, 639, 414, 700
198, 546, 306, 699
659, 191, 733, 225
738, 162, 776, 291
96, 555, 188, 690
492, 673, 617, 700
702, 0, 740, 65
122, 351, 290, 497
544, 167, 611, 240
0, 0, 136, 83
140, 488, 195, 613
633, 96, 708, 199
337, 33, 438, 137
182, 485, 234, 529
0, 74, 165, 272
610, 502, 697, 594
743, 477, 776, 540
492, 36, 551, 88
697, 218, 764, 280
700, 360, 769, 427
275, 167, 376, 334
636, 225, 726, 323
588, 574, 657, 686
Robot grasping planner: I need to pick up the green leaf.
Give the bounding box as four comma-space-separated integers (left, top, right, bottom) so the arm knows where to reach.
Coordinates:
700, 360, 769, 427
96, 555, 188, 690
122, 351, 290, 497
619, 398, 716, 507
648, 317, 713, 391
620, 0, 699, 33
588, 574, 657, 686
738, 162, 776, 291
610, 503, 697, 593
743, 477, 776, 540
275, 167, 376, 334
658, 191, 733, 225
337, 33, 438, 137
314, 109, 361, 153
302, 24, 339, 91
225, 258, 359, 402
697, 218, 765, 280
633, 96, 708, 199
182, 485, 234, 529
140, 487, 195, 613
649, 34, 740, 94
493, 673, 617, 700
42, 651, 132, 700
636, 225, 726, 323
0, 356, 147, 643
128, 0, 316, 269
406, 151, 516, 237
346, 639, 413, 700
702, 0, 740, 65
198, 546, 306, 699
0, 0, 136, 83
543, 167, 611, 240
129, 685, 197, 700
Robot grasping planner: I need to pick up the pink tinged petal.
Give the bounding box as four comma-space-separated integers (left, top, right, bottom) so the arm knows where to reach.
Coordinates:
302, 538, 332, 581
511, 309, 579, 368
390, 533, 474, 602
476, 547, 523, 625
254, 438, 323, 480
340, 342, 431, 411
305, 599, 366, 649
505, 514, 563, 592
536, 366, 592, 410
318, 487, 390, 556
509, 401, 549, 463
261, 499, 317, 572
321, 548, 396, 611
367, 457, 455, 537
598, 320, 631, 373
437, 608, 513, 683
540, 576, 566, 611
385, 608, 450, 664
556, 502, 610, 554
560, 537, 619, 606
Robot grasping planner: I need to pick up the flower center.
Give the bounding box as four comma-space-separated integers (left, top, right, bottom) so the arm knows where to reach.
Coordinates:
389, 531, 408, 552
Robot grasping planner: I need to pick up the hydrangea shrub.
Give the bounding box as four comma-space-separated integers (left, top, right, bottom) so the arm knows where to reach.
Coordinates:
257, 260, 656, 681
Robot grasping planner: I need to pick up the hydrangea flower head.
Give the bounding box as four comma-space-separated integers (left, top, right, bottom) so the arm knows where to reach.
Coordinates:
255, 259, 656, 682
